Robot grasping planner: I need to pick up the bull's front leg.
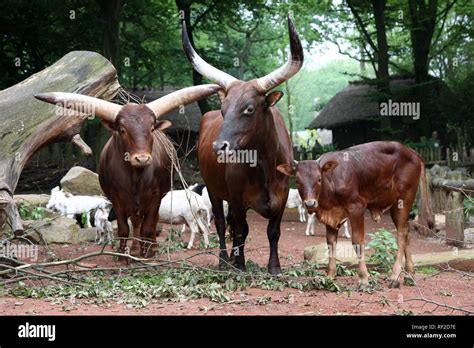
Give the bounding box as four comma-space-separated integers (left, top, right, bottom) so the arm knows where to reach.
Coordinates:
229, 205, 249, 272
114, 206, 130, 262
130, 214, 142, 257
140, 203, 160, 258
266, 209, 284, 275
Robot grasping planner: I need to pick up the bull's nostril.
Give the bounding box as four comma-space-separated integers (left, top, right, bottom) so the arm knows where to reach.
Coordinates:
304, 199, 317, 208
220, 141, 229, 151
134, 154, 151, 164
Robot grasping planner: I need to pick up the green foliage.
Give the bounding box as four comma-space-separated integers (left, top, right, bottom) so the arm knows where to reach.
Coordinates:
416, 266, 438, 275
18, 203, 45, 220
7, 260, 341, 307
158, 227, 187, 254
463, 197, 474, 220
367, 228, 398, 273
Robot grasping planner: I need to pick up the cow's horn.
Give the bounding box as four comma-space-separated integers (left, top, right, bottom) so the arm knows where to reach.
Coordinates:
182, 21, 238, 90
146, 84, 221, 117
34, 92, 121, 123
256, 15, 304, 92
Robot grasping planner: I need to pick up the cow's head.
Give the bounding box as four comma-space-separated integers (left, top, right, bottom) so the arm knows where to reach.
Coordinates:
35, 85, 220, 168
276, 160, 338, 211
182, 15, 303, 153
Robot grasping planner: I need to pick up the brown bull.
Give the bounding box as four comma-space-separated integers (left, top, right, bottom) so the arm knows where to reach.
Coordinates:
35, 85, 219, 258
277, 141, 434, 287
182, 16, 303, 274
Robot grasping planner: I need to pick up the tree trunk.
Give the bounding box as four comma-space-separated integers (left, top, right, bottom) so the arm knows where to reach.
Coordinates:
408, 0, 438, 83
0, 51, 120, 236
176, 0, 211, 115
97, 0, 123, 72
372, 0, 390, 93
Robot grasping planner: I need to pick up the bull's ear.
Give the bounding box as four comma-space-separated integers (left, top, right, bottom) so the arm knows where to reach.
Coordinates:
101, 119, 117, 132
156, 120, 172, 131
276, 164, 295, 177
321, 160, 338, 174
265, 91, 284, 107
217, 89, 226, 103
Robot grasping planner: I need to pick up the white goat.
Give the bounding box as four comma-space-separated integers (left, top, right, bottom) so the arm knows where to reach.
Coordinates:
286, 188, 306, 222
46, 186, 110, 228
94, 207, 113, 245
305, 213, 351, 239
159, 189, 210, 249
189, 183, 229, 228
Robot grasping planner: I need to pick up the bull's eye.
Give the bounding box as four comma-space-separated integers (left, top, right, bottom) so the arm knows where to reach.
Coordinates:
243, 105, 254, 116
318, 178, 322, 184
119, 127, 126, 135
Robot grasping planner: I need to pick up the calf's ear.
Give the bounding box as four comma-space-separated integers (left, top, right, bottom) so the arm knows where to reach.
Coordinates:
277, 164, 295, 177
265, 91, 284, 107
155, 120, 172, 131
321, 160, 338, 174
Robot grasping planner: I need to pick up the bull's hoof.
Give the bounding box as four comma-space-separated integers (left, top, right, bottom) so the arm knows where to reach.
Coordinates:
268, 265, 282, 276
388, 280, 401, 288
233, 263, 246, 272
218, 254, 230, 270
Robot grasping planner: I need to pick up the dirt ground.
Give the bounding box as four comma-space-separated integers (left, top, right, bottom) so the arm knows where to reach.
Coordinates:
1, 210, 473, 316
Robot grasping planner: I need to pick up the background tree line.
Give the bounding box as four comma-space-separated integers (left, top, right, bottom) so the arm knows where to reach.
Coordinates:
0, 0, 472, 142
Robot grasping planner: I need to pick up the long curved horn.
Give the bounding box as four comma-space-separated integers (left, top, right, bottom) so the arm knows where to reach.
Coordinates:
146, 84, 221, 117
182, 21, 238, 90
256, 15, 304, 92
34, 92, 121, 123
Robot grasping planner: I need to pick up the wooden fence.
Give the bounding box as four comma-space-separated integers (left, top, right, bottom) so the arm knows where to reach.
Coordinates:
417, 165, 474, 247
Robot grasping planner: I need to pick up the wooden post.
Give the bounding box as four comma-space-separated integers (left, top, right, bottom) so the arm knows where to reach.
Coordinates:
445, 171, 464, 247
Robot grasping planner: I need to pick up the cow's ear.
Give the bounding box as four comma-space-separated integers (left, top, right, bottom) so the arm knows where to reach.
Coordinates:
321, 160, 338, 174
101, 119, 117, 132
156, 120, 172, 131
277, 164, 295, 177
265, 91, 284, 107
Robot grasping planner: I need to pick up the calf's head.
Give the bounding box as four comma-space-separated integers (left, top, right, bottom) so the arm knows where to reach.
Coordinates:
35, 85, 220, 168
277, 160, 338, 211
182, 15, 303, 152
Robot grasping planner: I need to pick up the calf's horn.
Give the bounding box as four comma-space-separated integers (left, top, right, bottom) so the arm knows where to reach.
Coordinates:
255, 15, 304, 92
34, 92, 121, 123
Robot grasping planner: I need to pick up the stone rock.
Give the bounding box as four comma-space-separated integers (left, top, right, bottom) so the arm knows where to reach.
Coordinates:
60, 166, 103, 196
23, 217, 97, 244
14, 194, 50, 207
464, 228, 474, 249
304, 241, 359, 264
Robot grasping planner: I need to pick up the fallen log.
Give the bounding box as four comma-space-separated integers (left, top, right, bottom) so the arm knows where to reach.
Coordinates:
0, 51, 120, 236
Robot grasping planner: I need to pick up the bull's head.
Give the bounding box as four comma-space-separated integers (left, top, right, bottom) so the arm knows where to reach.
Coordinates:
276, 160, 338, 211
35, 85, 220, 168
182, 15, 303, 153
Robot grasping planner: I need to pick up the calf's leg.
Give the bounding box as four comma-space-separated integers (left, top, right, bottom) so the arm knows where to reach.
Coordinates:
326, 225, 338, 278
389, 201, 413, 288
349, 208, 369, 285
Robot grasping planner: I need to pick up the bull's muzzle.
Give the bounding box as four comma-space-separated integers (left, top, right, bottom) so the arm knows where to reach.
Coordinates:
131, 153, 152, 167
304, 199, 318, 209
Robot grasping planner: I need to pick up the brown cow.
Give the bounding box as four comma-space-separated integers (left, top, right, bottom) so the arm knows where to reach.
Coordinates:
277, 141, 434, 287
182, 16, 303, 274
35, 85, 220, 258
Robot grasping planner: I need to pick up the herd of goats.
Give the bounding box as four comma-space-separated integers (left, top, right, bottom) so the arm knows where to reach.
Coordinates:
33, 16, 434, 289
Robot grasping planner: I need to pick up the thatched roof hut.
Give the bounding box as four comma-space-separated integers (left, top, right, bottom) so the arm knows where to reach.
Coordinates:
309, 78, 417, 129
307, 77, 455, 150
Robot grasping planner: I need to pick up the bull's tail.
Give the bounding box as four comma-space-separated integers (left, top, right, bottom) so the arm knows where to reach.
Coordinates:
419, 162, 435, 231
